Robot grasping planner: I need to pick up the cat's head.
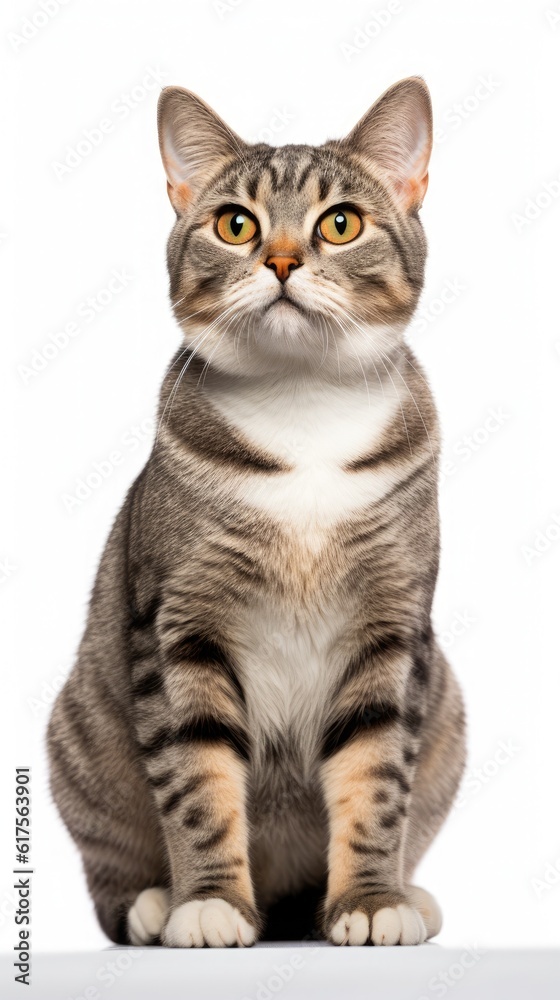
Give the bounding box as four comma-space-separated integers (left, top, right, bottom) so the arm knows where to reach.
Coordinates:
157, 77, 432, 378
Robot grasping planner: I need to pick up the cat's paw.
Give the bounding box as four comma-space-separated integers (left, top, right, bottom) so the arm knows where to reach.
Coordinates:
163, 898, 257, 948
407, 885, 443, 940
128, 887, 170, 945
326, 894, 427, 946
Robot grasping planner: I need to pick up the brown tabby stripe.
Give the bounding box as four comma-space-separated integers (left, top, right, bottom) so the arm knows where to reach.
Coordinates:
131, 671, 164, 698
321, 700, 401, 759
374, 220, 422, 290
146, 771, 173, 788
370, 763, 411, 795
164, 633, 246, 703
137, 717, 250, 761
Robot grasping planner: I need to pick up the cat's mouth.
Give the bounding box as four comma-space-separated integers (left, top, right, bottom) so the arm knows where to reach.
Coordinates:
265, 290, 303, 313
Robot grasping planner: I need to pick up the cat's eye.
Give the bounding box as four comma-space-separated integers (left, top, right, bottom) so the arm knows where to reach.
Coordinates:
216, 207, 258, 245
317, 206, 362, 245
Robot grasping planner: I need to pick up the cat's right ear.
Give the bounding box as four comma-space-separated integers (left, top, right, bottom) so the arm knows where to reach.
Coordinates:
157, 88, 245, 215
341, 77, 433, 213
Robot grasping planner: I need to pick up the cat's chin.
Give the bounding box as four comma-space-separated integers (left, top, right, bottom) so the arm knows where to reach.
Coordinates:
259, 299, 314, 340
254, 304, 331, 368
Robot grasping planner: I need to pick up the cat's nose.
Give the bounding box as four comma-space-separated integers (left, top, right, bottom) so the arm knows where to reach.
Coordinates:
265, 254, 301, 283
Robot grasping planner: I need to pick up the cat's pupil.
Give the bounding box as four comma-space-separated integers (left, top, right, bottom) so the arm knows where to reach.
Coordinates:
334, 213, 347, 234
231, 214, 244, 237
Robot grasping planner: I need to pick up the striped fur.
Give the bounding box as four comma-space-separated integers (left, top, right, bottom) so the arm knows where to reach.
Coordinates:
48, 77, 465, 947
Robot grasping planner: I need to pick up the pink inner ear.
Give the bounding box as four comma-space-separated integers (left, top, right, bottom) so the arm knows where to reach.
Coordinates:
167, 180, 192, 214
395, 163, 430, 211
391, 125, 431, 211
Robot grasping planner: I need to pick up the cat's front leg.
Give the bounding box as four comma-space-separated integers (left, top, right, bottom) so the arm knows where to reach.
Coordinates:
320, 644, 427, 946
133, 635, 260, 947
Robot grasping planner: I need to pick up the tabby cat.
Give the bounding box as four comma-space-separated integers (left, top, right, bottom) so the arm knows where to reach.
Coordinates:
48, 77, 466, 948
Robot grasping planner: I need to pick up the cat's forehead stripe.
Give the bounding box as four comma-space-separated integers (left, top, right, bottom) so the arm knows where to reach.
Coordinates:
237, 146, 336, 205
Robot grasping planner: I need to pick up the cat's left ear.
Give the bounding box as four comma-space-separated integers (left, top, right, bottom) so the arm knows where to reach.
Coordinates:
342, 77, 433, 212
157, 87, 246, 214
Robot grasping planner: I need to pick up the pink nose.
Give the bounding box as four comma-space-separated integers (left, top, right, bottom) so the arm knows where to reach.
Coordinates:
265, 254, 301, 283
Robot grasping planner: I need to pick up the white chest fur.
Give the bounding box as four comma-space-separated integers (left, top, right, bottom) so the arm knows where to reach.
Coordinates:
208, 375, 403, 758
210, 374, 401, 533
232, 594, 347, 768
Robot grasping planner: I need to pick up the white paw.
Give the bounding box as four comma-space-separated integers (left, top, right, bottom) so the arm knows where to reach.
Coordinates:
128, 887, 170, 945
330, 904, 427, 946
407, 885, 443, 939
163, 898, 256, 948
330, 909, 370, 945
372, 904, 427, 945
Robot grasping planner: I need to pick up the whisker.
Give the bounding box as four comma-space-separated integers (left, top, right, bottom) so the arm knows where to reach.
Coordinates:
326, 308, 371, 407
377, 346, 436, 468
312, 315, 329, 375
335, 307, 385, 396
155, 333, 210, 446
159, 303, 242, 387
334, 308, 412, 452
375, 349, 413, 455
155, 303, 239, 444
196, 311, 239, 389
340, 308, 435, 466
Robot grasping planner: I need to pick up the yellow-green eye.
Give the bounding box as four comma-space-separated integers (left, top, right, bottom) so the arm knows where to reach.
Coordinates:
318, 207, 362, 245
216, 208, 258, 245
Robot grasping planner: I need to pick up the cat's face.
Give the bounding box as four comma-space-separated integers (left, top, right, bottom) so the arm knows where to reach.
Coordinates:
158, 78, 432, 379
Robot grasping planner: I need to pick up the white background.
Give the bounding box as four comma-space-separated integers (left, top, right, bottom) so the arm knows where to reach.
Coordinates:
2, 0, 559, 956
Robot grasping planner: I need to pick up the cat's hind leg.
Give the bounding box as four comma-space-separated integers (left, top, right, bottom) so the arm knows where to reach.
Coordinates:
48, 672, 168, 944
402, 648, 466, 940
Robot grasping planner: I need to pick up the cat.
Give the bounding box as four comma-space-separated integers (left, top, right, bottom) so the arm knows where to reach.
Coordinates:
48, 76, 466, 948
